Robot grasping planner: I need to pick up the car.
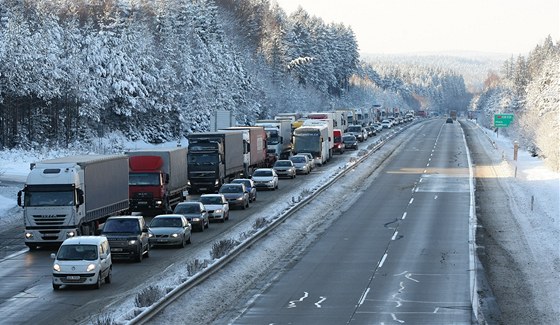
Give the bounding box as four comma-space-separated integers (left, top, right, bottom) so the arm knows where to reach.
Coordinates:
365, 126, 376, 137
373, 123, 383, 132
273, 159, 296, 178
251, 168, 279, 190
347, 125, 365, 142
290, 155, 310, 174
51, 236, 112, 290
298, 152, 315, 170
446, 117, 454, 123
148, 214, 192, 247
231, 178, 257, 202
342, 134, 358, 150
199, 194, 230, 222
100, 215, 151, 262
218, 183, 250, 209
173, 202, 209, 231
381, 119, 392, 129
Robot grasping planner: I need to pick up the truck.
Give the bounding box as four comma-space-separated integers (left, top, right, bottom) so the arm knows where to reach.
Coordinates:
255, 119, 292, 161
221, 126, 269, 175
209, 110, 235, 132
305, 114, 335, 159
450, 110, 457, 120
17, 155, 129, 249
292, 124, 330, 166
187, 131, 245, 193
125, 147, 189, 215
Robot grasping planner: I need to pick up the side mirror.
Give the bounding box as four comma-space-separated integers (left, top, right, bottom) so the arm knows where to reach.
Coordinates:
17, 190, 23, 207
77, 189, 85, 206
165, 174, 170, 184
142, 227, 149, 233
100, 253, 108, 260
50, 253, 57, 259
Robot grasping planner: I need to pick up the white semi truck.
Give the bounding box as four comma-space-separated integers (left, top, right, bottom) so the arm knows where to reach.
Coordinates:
18, 155, 129, 249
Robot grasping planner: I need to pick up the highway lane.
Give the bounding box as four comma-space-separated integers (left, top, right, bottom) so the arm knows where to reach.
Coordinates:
0, 145, 361, 324
229, 119, 473, 324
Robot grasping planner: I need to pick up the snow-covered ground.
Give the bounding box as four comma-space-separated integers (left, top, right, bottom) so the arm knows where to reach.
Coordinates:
0, 121, 557, 324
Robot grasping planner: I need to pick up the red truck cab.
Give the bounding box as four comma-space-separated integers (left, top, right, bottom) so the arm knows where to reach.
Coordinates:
128, 156, 168, 213
333, 129, 345, 154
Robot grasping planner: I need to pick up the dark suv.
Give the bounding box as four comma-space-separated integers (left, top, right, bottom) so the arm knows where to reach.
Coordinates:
101, 215, 151, 262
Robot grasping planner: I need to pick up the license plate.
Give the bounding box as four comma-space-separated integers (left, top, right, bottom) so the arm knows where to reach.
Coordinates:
111, 248, 123, 252
157, 239, 167, 242
138, 201, 147, 205
199, 188, 207, 191
66, 275, 80, 280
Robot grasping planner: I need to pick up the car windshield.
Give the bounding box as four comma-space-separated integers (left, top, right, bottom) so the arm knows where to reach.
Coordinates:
291, 157, 305, 163
275, 161, 291, 167
150, 217, 182, 228
103, 219, 140, 234
253, 170, 272, 177
233, 180, 251, 187
174, 204, 200, 214
56, 244, 98, 261
200, 196, 223, 205
343, 136, 355, 141
219, 185, 241, 193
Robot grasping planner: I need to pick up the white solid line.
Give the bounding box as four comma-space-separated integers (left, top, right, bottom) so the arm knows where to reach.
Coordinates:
391, 231, 398, 240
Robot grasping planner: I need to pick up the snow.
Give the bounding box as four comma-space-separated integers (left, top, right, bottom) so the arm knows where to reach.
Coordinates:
0, 122, 558, 323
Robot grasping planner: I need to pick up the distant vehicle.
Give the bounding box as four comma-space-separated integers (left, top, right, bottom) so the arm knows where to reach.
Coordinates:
100, 215, 151, 262
218, 183, 250, 210
298, 152, 315, 170
342, 135, 359, 150
273, 160, 297, 178
199, 194, 230, 222
51, 236, 112, 290
373, 123, 383, 132
290, 155, 310, 175
231, 178, 257, 202
148, 214, 192, 248
381, 119, 392, 129
173, 202, 209, 232
446, 117, 454, 124
333, 129, 345, 154
365, 126, 376, 137
347, 125, 366, 142
251, 168, 279, 190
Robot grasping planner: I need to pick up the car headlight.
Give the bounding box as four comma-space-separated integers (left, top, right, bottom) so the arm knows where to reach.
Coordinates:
25, 232, 33, 239
214, 209, 223, 214
171, 233, 179, 238
128, 240, 137, 245
236, 197, 243, 201
86, 263, 96, 272
53, 263, 61, 272
148, 233, 154, 238
192, 218, 200, 222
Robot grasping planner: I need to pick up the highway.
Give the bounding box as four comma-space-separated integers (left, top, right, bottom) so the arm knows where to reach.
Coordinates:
224, 119, 474, 324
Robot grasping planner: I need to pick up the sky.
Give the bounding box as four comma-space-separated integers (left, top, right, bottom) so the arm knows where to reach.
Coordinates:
274, 0, 559, 55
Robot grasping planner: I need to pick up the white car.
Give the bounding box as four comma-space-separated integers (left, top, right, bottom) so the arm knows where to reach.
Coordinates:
199, 194, 230, 222
251, 168, 279, 190
51, 236, 112, 290
381, 119, 392, 129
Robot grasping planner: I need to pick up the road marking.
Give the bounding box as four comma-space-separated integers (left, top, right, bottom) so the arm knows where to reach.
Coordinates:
288, 292, 308, 308
424, 169, 427, 173
434, 307, 440, 314
391, 313, 405, 323
379, 253, 388, 268
358, 288, 370, 305
391, 231, 398, 240
315, 296, 326, 308
434, 195, 438, 200
426, 163, 430, 167
402, 212, 407, 219
409, 198, 414, 204
405, 273, 420, 282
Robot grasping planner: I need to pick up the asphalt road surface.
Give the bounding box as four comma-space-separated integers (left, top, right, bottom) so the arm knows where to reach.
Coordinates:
228, 119, 474, 324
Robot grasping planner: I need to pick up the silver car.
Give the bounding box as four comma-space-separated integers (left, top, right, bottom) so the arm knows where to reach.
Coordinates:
148, 214, 192, 248
251, 168, 279, 190
273, 160, 297, 178
199, 194, 230, 222
290, 155, 310, 174
298, 152, 315, 170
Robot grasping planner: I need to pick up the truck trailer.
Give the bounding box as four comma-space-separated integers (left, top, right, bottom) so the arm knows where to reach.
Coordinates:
125, 147, 189, 215
255, 119, 292, 161
18, 155, 129, 249
187, 131, 245, 193
221, 126, 268, 175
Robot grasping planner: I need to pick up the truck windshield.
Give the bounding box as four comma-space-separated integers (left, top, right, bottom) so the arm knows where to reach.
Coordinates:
294, 135, 320, 155
24, 190, 75, 207
129, 173, 161, 186
266, 130, 280, 145
188, 153, 219, 164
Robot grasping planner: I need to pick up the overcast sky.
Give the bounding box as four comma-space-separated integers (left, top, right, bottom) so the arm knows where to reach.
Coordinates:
274, 0, 559, 55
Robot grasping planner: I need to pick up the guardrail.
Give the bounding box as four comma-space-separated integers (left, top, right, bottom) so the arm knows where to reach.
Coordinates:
127, 125, 407, 324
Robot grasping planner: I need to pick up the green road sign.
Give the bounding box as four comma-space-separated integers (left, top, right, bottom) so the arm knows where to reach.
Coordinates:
494, 114, 514, 127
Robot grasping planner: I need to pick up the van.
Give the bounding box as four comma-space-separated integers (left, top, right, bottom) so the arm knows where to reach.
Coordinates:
333, 129, 345, 154
51, 236, 112, 290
